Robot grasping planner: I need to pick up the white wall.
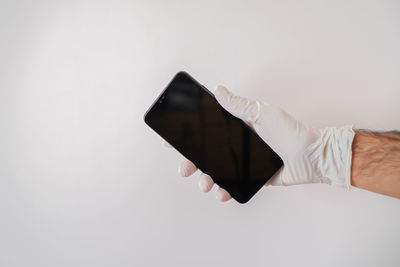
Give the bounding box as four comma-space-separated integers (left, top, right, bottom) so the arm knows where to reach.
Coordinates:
0, 1, 399, 266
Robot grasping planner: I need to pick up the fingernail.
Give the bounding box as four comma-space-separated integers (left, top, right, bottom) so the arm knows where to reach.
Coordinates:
178, 165, 187, 177
199, 180, 207, 192
215, 85, 229, 95
216, 190, 223, 201
163, 140, 172, 147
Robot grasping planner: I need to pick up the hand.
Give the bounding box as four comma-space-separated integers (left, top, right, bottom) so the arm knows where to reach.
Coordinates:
165, 85, 355, 202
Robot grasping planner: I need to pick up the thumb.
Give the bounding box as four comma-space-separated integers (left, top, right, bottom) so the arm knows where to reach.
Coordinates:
213, 85, 310, 158
214, 85, 262, 124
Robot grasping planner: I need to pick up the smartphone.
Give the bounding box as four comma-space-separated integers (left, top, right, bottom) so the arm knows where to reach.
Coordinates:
144, 71, 283, 203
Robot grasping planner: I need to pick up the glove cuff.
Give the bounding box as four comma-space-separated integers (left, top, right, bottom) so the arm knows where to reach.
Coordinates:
308, 126, 355, 188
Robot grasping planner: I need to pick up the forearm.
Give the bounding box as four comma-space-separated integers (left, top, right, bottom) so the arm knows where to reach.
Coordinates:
351, 130, 400, 198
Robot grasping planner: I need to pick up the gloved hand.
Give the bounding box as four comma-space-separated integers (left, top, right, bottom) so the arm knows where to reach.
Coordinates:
165, 85, 355, 202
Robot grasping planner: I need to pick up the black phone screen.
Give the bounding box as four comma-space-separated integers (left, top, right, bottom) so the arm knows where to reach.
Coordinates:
144, 72, 283, 203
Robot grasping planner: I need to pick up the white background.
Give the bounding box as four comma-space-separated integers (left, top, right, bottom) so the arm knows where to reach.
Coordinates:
1, 0, 399, 266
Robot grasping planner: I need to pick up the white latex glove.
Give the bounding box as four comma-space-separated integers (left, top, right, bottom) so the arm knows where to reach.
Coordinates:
167, 85, 355, 202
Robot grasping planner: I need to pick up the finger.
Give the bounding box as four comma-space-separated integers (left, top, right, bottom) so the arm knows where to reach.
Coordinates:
214, 85, 306, 156
216, 187, 232, 202
214, 85, 262, 124
178, 159, 198, 177
198, 173, 214, 192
